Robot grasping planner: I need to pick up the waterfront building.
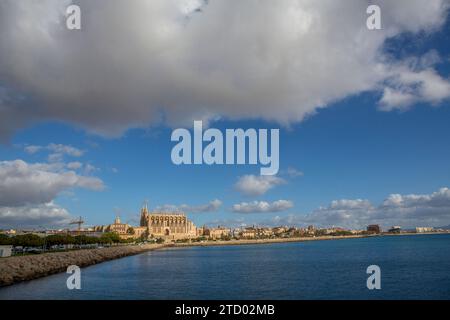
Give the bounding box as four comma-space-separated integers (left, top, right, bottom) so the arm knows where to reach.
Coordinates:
306, 225, 316, 236
0, 229, 16, 235
0, 245, 12, 257
272, 226, 288, 236
231, 228, 241, 238
240, 228, 257, 239
140, 204, 197, 240
367, 224, 381, 234
416, 227, 434, 233
107, 216, 130, 235
94, 216, 135, 239
323, 227, 345, 235
207, 226, 231, 239
388, 226, 401, 233
258, 228, 274, 237
196, 225, 208, 237
132, 226, 148, 238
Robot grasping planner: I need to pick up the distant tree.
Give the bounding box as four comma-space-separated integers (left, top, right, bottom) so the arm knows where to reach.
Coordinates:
46, 234, 65, 247
127, 227, 135, 235
0, 234, 12, 245
119, 237, 135, 244
12, 234, 44, 247
314, 229, 327, 237
156, 237, 165, 244
332, 230, 353, 236
74, 235, 91, 245
100, 232, 121, 244
139, 230, 149, 241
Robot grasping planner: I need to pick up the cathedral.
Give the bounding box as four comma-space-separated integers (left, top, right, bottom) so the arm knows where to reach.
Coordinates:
140, 204, 197, 240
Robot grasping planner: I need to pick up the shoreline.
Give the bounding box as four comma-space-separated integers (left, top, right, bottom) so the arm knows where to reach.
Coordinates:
0, 232, 448, 287
0, 243, 166, 287
170, 231, 449, 249
171, 234, 368, 248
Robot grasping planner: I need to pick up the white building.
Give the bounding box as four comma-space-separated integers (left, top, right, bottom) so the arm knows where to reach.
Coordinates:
0, 245, 13, 258
416, 227, 434, 233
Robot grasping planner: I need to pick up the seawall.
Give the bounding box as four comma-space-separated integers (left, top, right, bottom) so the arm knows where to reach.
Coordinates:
0, 244, 166, 287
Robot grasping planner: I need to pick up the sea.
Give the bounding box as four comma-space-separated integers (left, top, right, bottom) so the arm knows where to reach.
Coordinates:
0, 234, 449, 300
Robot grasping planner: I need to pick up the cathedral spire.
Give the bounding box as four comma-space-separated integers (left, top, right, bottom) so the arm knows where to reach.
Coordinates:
140, 200, 150, 227
143, 199, 149, 211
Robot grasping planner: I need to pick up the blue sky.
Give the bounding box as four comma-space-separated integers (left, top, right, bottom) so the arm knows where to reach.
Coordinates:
3, 88, 450, 229
1, 1, 450, 230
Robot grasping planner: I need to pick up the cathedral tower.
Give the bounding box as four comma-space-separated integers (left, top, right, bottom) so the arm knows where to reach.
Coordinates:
140, 202, 149, 227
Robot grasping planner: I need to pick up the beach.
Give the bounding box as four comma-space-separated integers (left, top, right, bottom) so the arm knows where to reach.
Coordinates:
173, 234, 368, 247
0, 243, 166, 287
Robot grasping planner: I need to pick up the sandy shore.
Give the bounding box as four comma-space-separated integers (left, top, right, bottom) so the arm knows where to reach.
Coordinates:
173, 232, 449, 248
172, 235, 368, 248
0, 243, 166, 287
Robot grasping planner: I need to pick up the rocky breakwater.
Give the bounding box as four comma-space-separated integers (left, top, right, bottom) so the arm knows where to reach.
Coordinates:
0, 244, 167, 287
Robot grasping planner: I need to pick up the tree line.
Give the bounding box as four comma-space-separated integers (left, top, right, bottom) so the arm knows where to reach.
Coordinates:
0, 232, 126, 247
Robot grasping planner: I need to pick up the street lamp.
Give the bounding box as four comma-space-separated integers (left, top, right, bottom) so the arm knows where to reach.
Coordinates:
38, 225, 47, 253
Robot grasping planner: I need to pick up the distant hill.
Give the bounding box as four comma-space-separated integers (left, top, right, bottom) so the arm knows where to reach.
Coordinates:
436, 225, 450, 230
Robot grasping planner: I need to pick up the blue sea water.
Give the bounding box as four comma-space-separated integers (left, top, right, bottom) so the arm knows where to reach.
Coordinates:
0, 234, 449, 300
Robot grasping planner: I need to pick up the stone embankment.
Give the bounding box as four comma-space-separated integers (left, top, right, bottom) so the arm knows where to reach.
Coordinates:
0, 244, 166, 287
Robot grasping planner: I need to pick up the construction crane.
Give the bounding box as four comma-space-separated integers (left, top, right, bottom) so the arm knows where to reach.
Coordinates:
70, 216, 85, 231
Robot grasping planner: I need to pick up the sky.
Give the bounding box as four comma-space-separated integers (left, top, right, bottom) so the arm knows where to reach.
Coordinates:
1, 0, 450, 230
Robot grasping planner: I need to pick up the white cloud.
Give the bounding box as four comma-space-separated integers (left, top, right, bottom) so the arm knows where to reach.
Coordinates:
25, 143, 84, 157
379, 88, 417, 111
203, 216, 248, 228
24, 145, 43, 154
235, 175, 286, 196
0, 159, 104, 207
381, 188, 450, 209
329, 199, 373, 211
155, 199, 222, 213
380, 66, 450, 111
0, 0, 449, 138
24, 143, 84, 162
0, 202, 72, 229
285, 167, 304, 178
84, 163, 98, 174
47, 143, 84, 157
232, 200, 294, 213
67, 161, 82, 170
275, 187, 450, 229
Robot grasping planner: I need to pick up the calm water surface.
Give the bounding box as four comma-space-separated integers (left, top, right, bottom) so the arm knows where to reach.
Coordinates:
1, 234, 449, 299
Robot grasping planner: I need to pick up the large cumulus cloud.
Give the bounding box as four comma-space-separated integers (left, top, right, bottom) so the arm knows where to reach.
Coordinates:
0, 158, 104, 228
0, 159, 104, 207
0, 0, 449, 139
0, 202, 72, 229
